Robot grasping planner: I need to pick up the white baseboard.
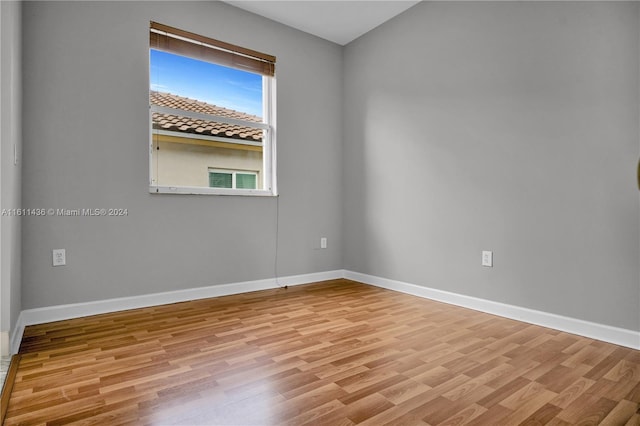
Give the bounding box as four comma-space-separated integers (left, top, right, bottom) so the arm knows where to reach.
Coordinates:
344, 270, 640, 350
9, 325, 22, 357
0, 331, 9, 357
10, 270, 345, 354
11, 269, 639, 354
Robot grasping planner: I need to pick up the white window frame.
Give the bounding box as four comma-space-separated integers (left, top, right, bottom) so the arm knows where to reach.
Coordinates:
148, 48, 277, 197
208, 168, 259, 190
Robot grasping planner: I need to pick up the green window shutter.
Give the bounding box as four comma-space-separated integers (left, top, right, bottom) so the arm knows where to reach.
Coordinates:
236, 173, 256, 189
209, 172, 232, 188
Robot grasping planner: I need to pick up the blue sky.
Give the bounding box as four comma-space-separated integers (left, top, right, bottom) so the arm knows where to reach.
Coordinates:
150, 49, 263, 117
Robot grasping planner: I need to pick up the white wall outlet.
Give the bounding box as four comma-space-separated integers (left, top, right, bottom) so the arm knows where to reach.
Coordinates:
53, 249, 66, 266
320, 237, 327, 249
482, 250, 493, 267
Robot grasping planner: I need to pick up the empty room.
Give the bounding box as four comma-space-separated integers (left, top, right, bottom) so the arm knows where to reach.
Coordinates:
1, 0, 639, 424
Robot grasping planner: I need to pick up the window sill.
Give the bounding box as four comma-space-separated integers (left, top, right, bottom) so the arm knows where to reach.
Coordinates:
149, 185, 277, 197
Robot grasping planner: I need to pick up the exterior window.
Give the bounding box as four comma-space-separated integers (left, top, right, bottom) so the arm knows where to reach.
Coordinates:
149, 22, 276, 196
209, 169, 257, 190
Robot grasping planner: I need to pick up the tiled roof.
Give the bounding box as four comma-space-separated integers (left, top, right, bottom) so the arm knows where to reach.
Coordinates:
150, 91, 263, 142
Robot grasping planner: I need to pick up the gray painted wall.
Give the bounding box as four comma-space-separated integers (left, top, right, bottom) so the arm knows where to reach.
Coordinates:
21, 1, 343, 309
343, 2, 640, 331
1, 0, 23, 339
17, 1, 640, 335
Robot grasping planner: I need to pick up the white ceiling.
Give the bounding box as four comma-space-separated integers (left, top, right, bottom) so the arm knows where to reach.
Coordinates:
222, 1, 421, 46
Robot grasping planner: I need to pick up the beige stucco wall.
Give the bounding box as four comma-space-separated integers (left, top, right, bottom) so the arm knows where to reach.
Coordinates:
152, 138, 263, 189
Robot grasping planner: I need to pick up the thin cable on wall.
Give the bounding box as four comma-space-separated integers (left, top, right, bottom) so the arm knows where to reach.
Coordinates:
274, 195, 286, 289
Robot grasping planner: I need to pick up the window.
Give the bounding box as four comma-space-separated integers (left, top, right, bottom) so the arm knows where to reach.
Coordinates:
149, 22, 276, 196
209, 169, 258, 190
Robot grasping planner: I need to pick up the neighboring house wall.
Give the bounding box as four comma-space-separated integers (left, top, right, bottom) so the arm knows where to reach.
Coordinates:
343, 2, 640, 331
149, 92, 265, 189
153, 137, 263, 189
21, 1, 343, 309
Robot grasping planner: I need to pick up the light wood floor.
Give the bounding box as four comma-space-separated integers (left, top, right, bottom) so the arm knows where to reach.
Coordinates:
5, 279, 640, 425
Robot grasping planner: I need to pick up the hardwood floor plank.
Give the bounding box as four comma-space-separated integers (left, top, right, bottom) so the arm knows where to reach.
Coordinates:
4, 279, 640, 425
379, 379, 433, 405
477, 376, 531, 409
462, 403, 514, 425
548, 376, 596, 409
599, 399, 640, 425
421, 395, 470, 424
625, 413, 640, 426
498, 381, 558, 423
559, 396, 619, 425
519, 402, 563, 425
438, 403, 488, 425
535, 363, 591, 393
0, 354, 21, 425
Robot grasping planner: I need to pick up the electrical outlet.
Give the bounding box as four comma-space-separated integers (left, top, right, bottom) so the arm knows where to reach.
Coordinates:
482, 250, 493, 267
320, 237, 327, 249
53, 249, 66, 266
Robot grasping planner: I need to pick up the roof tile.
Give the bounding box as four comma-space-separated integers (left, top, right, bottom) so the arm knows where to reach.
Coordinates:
150, 91, 263, 142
